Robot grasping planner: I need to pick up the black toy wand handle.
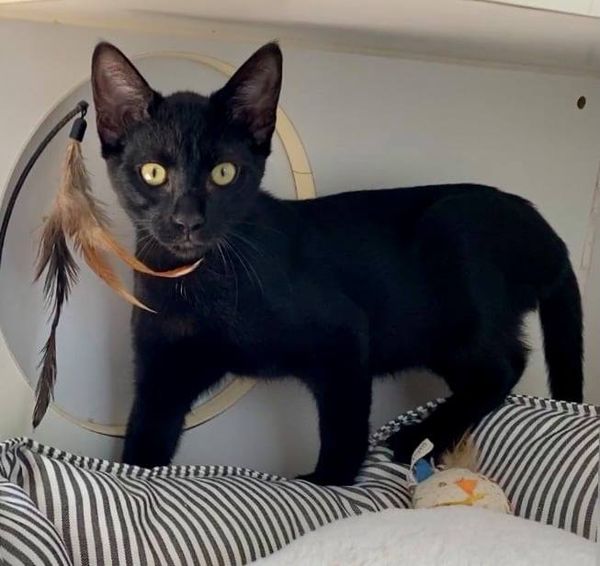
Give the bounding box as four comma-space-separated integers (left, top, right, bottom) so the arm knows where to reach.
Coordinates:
0, 100, 89, 268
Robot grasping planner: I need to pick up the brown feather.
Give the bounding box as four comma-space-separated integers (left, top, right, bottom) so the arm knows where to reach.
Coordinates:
32, 138, 198, 426
80, 242, 155, 313
440, 433, 479, 472
33, 332, 57, 428
33, 228, 78, 427
94, 227, 202, 278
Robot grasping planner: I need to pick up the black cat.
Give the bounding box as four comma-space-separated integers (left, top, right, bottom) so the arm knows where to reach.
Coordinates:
91, 41, 583, 485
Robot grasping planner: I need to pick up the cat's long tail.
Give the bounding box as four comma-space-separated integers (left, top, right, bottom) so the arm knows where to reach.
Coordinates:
539, 265, 584, 403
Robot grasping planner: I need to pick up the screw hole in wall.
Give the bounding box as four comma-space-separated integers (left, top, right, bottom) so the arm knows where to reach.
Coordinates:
577, 96, 586, 109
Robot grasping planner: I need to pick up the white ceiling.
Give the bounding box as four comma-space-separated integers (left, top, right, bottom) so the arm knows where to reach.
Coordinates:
2, 0, 600, 75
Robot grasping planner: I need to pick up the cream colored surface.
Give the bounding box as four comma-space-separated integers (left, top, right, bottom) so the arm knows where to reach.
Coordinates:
0, 19, 597, 477
256, 508, 595, 566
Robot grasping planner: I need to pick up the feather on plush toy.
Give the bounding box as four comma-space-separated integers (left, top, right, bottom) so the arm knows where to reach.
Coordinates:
409, 436, 511, 514
32, 107, 199, 427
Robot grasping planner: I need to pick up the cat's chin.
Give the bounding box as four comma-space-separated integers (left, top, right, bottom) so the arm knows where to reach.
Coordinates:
166, 241, 207, 262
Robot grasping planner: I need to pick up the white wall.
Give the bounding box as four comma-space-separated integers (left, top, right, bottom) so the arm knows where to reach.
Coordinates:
583, 209, 600, 403
0, 19, 598, 478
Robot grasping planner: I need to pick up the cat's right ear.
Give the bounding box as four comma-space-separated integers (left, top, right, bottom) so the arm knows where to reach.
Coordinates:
91, 42, 158, 149
213, 42, 282, 149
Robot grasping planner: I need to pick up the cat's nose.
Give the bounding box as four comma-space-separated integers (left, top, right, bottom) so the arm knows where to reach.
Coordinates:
171, 211, 205, 234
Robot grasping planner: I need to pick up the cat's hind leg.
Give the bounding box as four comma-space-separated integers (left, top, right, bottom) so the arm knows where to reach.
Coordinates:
388, 353, 520, 463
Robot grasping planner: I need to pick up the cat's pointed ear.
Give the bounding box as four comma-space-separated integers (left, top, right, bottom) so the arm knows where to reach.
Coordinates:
215, 42, 282, 147
91, 42, 158, 148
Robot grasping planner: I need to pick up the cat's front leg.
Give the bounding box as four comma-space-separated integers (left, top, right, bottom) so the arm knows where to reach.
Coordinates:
300, 369, 373, 486
122, 336, 224, 468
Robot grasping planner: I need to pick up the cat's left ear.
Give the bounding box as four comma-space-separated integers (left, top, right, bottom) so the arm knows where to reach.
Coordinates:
91, 42, 158, 149
214, 42, 282, 147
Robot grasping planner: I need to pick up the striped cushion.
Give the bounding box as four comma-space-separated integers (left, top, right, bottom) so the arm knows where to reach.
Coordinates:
0, 394, 597, 566
0, 441, 408, 566
0, 476, 71, 566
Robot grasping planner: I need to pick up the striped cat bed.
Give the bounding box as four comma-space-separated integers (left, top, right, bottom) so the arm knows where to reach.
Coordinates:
0, 395, 597, 566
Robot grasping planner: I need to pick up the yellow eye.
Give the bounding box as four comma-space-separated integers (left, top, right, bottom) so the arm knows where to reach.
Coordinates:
140, 162, 167, 186
210, 162, 237, 186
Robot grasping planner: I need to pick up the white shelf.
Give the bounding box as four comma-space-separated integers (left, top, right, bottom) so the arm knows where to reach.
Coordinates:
2, 0, 600, 75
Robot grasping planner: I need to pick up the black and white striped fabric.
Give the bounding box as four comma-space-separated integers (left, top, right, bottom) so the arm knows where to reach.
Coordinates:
0, 475, 72, 566
0, 394, 597, 566
0, 442, 409, 565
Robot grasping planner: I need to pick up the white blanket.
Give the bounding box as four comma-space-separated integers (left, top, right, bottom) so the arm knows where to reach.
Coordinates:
256, 507, 595, 566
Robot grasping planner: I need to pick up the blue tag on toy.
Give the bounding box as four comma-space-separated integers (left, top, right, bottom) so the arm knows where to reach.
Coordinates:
409, 439, 435, 484
413, 458, 435, 483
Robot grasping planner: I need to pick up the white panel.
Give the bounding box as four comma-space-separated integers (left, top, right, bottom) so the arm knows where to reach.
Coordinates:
0, 20, 597, 478
583, 219, 600, 403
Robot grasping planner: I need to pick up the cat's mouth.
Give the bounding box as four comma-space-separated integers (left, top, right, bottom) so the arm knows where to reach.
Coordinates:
150, 228, 214, 261
169, 240, 206, 260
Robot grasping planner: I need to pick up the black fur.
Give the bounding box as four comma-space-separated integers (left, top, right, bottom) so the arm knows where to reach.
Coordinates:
92, 42, 584, 485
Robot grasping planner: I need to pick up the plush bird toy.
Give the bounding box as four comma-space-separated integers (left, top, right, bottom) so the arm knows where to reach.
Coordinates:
409, 436, 511, 514
31, 102, 199, 427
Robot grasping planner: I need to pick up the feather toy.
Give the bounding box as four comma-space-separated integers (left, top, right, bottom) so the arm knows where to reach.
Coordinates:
32, 108, 199, 427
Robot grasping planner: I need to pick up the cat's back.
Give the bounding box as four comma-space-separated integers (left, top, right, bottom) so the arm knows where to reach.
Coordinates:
288, 183, 501, 231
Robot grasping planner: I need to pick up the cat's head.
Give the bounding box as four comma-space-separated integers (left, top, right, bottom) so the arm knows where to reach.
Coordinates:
91, 42, 282, 261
